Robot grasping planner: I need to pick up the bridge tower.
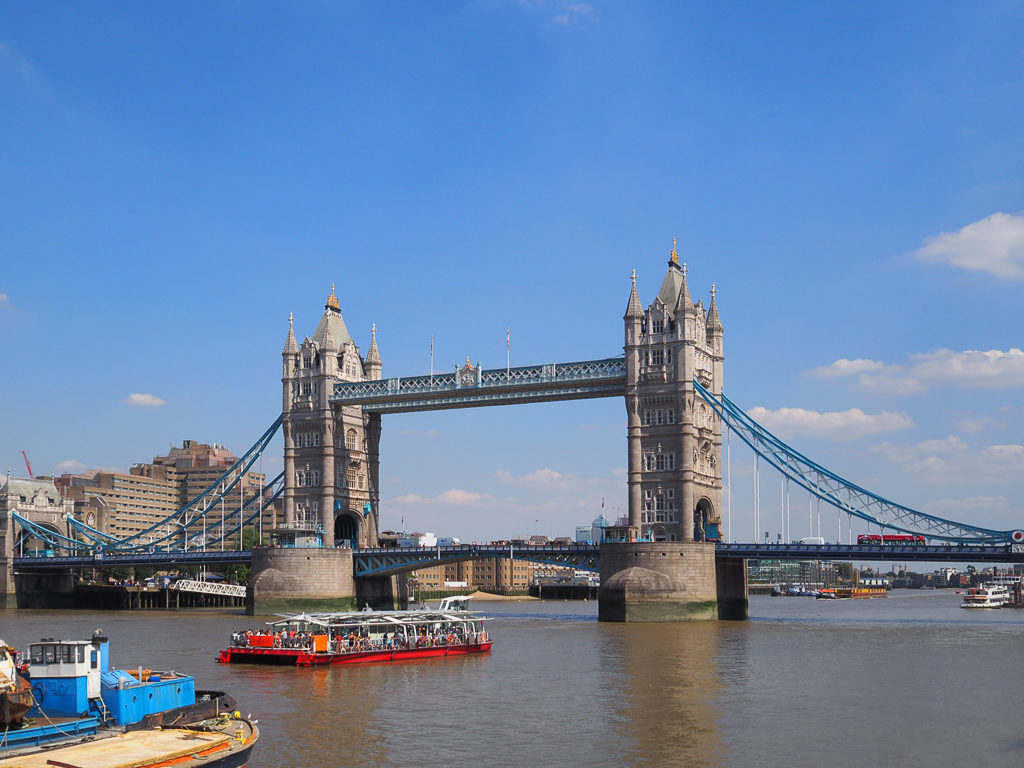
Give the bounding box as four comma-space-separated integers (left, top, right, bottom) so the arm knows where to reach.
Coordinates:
281, 287, 381, 548
624, 239, 724, 542
602, 242, 743, 621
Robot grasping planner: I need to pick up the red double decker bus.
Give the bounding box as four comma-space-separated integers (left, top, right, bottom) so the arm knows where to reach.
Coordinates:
857, 534, 926, 546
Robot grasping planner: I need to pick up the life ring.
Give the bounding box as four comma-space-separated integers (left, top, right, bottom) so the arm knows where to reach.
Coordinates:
1012, 530, 1024, 543
149, 546, 156, 554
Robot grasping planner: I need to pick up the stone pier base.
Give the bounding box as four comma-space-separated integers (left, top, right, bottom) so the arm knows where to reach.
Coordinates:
715, 556, 749, 620
247, 547, 357, 616
599, 542, 719, 622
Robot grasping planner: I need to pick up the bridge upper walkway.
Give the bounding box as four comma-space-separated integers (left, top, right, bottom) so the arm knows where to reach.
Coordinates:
329, 357, 627, 412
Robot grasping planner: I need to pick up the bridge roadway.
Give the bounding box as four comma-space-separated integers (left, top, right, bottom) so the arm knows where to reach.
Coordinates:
11, 542, 1024, 573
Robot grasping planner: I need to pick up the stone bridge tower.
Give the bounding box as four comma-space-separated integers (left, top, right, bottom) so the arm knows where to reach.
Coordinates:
624, 239, 724, 543
281, 287, 381, 548
601, 243, 744, 622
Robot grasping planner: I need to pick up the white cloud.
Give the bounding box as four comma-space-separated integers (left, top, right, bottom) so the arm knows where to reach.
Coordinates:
954, 412, 1008, 435
494, 467, 572, 488
0, 293, 8, 304
553, 3, 597, 25
870, 439, 1024, 485
855, 348, 1024, 394
748, 406, 913, 440
55, 459, 85, 473
123, 393, 166, 407
436, 489, 489, 505
391, 489, 492, 506
915, 435, 968, 454
915, 212, 1024, 280
807, 358, 884, 378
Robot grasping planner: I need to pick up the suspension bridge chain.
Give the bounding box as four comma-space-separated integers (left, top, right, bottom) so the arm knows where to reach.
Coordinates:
14, 417, 284, 555
693, 380, 1017, 544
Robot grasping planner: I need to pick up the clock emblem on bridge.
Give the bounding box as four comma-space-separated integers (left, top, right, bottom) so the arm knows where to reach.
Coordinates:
459, 357, 478, 388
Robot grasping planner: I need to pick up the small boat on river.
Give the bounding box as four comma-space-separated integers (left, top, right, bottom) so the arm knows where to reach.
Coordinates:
961, 584, 1010, 609
1, 631, 259, 768
218, 596, 493, 667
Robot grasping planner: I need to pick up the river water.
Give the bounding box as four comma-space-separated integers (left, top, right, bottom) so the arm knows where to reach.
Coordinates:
3, 590, 1022, 766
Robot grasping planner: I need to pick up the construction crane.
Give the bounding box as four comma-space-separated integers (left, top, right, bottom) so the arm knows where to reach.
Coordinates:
21, 449, 33, 478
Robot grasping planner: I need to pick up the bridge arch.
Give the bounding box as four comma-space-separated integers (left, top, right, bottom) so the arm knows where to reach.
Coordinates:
334, 511, 359, 545
694, 497, 715, 542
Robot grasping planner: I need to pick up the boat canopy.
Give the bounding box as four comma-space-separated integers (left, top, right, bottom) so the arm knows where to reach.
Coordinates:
266, 609, 491, 630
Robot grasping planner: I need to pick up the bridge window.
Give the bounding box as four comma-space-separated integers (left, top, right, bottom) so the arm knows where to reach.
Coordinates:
303, 355, 312, 368
652, 319, 664, 334
651, 350, 664, 366
300, 382, 311, 396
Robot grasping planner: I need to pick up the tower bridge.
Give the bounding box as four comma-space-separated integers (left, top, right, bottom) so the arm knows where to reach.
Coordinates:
4, 243, 1021, 617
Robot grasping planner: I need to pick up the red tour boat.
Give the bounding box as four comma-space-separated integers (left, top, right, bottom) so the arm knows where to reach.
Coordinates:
217, 596, 493, 667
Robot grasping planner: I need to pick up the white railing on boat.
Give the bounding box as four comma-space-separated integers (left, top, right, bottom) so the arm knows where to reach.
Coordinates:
171, 579, 246, 597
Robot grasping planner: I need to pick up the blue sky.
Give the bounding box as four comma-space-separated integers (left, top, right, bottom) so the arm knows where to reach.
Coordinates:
2, 1, 1023, 543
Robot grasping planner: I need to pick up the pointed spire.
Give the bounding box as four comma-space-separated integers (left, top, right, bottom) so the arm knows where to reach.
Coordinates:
674, 261, 693, 315
707, 283, 722, 332
325, 284, 340, 312
624, 269, 644, 319
669, 236, 679, 267
365, 323, 381, 365
283, 312, 299, 354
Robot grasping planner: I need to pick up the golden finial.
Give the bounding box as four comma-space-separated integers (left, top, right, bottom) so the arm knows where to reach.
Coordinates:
669, 236, 679, 267
326, 284, 340, 311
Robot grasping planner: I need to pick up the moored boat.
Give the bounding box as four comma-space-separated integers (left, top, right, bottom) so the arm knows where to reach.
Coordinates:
1, 631, 258, 768
0, 641, 32, 727
960, 584, 1010, 609
218, 598, 493, 667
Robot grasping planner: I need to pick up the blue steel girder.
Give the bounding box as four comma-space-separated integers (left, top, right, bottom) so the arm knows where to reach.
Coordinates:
353, 545, 600, 578
716, 542, 1024, 562
332, 358, 627, 413
694, 380, 1018, 544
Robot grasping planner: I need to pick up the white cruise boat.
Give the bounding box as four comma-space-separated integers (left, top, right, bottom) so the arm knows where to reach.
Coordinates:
960, 584, 1010, 609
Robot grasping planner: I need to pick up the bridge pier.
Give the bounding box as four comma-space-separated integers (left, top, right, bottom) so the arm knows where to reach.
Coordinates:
12, 568, 76, 609
355, 574, 403, 610
247, 547, 357, 615
715, 556, 748, 620
1, 556, 13, 609
598, 542, 747, 621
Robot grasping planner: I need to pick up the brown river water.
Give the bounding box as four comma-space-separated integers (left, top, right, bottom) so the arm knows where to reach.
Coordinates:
3, 590, 1022, 767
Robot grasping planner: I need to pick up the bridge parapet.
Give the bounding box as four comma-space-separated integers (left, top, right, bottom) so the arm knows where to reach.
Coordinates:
331, 358, 627, 413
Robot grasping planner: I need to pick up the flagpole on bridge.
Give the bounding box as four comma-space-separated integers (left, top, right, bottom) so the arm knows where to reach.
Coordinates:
430, 336, 434, 384
506, 329, 510, 380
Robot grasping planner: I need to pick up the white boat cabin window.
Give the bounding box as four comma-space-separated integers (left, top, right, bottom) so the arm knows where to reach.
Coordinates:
30, 643, 85, 665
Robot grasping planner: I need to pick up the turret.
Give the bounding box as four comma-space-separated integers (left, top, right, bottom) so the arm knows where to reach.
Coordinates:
364, 324, 382, 381
282, 313, 299, 412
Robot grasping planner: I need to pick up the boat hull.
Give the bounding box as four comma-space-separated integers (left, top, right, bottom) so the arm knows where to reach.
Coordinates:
0, 675, 33, 727
0, 718, 258, 768
217, 641, 493, 667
